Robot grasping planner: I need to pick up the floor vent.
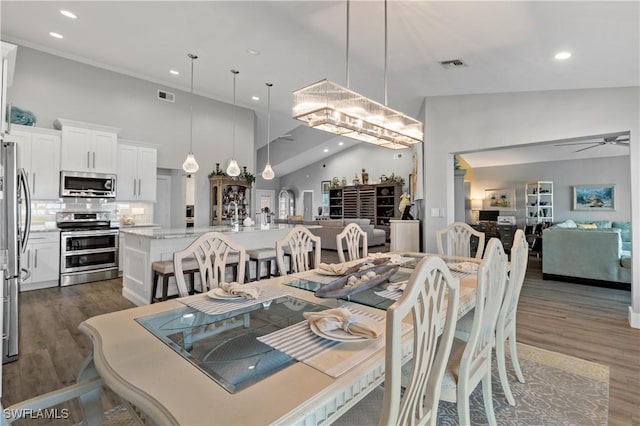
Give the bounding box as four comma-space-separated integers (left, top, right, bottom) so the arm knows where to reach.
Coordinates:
439, 59, 467, 69
157, 89, 175, 102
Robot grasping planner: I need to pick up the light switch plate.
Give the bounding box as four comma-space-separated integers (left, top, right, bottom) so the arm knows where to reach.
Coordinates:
431, 207, 440, 217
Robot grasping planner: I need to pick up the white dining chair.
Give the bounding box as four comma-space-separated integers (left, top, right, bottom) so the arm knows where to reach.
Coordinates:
436, 221, 486, 259
440, 238, 508, 426
275, 226, 321, 275
173, 232, 246, 296
495, 228, 528, 405
336, 222, 368, 263
332, 255, 460, 426
453, 231, 528, 406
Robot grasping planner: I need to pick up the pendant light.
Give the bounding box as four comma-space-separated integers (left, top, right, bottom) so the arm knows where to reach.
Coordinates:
261, 83, 275, 180
292, 0, 423, 149
182, 53, 200, 173
226, 69, 241, 177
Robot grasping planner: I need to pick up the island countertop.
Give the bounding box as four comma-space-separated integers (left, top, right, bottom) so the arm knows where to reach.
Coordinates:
120, 223, 322, 306
119, 223, 317, 240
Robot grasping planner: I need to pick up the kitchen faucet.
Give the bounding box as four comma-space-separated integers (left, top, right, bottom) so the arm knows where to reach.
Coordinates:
229, 201, 239, 226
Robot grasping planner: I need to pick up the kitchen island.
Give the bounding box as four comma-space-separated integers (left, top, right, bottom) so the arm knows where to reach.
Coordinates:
119, 224, 318, 305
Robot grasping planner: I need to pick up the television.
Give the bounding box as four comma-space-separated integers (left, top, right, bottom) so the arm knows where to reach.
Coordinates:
478, 210, 499, 222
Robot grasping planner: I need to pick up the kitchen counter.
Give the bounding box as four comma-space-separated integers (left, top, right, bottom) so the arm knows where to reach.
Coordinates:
120, 223, 302, 239
120, 224, 319, 306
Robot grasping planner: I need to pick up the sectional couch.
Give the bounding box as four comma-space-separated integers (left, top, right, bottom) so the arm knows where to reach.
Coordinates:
304, 218, 387, 250
542, 220, 631, 286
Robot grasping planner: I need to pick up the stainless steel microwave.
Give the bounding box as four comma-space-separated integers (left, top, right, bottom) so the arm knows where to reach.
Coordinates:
60, 171, 117, 198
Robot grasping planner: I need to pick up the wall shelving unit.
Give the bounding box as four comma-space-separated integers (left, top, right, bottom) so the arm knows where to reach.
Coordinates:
525, 181, 553, 225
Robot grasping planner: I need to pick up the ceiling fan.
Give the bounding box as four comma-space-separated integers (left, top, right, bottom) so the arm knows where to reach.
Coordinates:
555, 135, 630, 153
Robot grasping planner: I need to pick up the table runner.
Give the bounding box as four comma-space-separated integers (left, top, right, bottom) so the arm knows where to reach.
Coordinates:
257, 307, 391, 378
178, 286, 290, 315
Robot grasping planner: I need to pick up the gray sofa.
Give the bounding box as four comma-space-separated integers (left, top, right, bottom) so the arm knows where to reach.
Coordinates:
542, 220, 631, 285
305, 218, 386, 250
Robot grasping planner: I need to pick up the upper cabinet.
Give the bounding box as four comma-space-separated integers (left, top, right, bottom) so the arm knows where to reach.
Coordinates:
54, 118, 121, 174
5, 125, 61, 199
1, 42, 17, 137
116, 142, 157, 201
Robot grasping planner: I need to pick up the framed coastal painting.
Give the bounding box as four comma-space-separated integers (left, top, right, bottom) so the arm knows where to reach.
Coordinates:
484, 188, 516, 210
573, 184, 615, 211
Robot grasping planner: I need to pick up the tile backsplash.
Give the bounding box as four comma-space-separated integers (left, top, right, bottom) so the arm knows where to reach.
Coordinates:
30, 199, 154, 229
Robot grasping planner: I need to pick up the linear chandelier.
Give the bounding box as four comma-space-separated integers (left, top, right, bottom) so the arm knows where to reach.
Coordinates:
292, 1, 423, 149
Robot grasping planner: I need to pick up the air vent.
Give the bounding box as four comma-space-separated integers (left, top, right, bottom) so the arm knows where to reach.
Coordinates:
157, 89, 175, 102
439, 59, 467, 69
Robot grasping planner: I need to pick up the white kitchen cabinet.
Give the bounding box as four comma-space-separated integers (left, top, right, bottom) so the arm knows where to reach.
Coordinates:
116, 142, 157, 201
54, 118, 120, 174
5, 125, 61, 199
390, 219, 420, 252
1, 41, 17, 138
21, 232, 60, 291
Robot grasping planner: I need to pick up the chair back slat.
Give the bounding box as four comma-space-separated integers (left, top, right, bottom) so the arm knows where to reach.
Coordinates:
174, 232, 246, 296
336, 223, 368, 263
436, 222, 485, 259
461, 238, 508, 370
380, 256, 460, 425
275, 226, 321, 275
500, 229, 528, 326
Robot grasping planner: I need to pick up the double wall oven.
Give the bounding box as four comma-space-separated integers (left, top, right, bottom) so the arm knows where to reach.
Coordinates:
56, 211, 118, 286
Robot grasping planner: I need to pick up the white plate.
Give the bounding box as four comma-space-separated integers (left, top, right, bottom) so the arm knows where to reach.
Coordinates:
206, 287, 243, 300
308, 316, 380, 342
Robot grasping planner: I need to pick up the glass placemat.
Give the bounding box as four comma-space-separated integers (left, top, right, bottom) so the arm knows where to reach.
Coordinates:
135, 296, 326, 394
284, 269, 412, 310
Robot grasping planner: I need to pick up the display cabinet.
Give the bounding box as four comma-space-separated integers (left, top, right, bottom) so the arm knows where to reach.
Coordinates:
329, 188, 343, 219
327, 183, 402, 239
526, 181, 553, 225
209, 176, 252, 226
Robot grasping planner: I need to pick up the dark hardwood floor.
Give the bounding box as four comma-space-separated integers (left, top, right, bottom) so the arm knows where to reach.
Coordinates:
2, 249, 638, 425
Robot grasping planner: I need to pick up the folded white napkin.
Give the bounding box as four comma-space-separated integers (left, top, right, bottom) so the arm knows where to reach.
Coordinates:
303, 308, 380, 339
386, 280, 407, 292
319, 262, 350, 274
448, 262, 479, 273
218, 282, 260, 299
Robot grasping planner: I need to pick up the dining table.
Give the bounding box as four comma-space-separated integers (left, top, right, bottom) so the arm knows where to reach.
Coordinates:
77, 252, 481, 425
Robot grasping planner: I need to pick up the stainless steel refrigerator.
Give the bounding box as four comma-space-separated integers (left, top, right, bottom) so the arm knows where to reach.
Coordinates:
1, 141, 31, 364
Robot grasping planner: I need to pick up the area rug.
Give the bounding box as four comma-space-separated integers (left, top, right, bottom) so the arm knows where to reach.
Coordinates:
437, 342, 609, 425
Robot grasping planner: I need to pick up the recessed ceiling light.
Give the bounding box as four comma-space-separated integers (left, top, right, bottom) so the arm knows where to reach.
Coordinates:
338, 141, 344, 146
59, 10, 77, 19
323, 148, 329, 153
169, 70, 179, 75
246, 48, 260, 56
554, 51, 571, 60
49, 32, 63, 39
251, 96, 260, 101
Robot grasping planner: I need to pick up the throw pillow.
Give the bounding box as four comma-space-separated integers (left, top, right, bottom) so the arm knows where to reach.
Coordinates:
577, 223, 597, 229
593, 220, 613, 229
555, 219, 577, 228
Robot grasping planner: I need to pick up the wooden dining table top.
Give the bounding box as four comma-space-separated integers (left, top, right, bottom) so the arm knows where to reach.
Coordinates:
78, 252, 479, 425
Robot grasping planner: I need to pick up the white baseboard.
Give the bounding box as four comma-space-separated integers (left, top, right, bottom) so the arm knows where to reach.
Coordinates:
628, 306, 640, 329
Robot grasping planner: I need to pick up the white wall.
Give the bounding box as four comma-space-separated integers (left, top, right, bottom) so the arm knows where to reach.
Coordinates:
422, 86, 640, 327
7, 46, 256, 227
279, 143, 413, 218
469, 156, 631, 227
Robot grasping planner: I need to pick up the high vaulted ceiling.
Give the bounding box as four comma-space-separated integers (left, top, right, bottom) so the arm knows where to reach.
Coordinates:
2, 1, 638, 172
